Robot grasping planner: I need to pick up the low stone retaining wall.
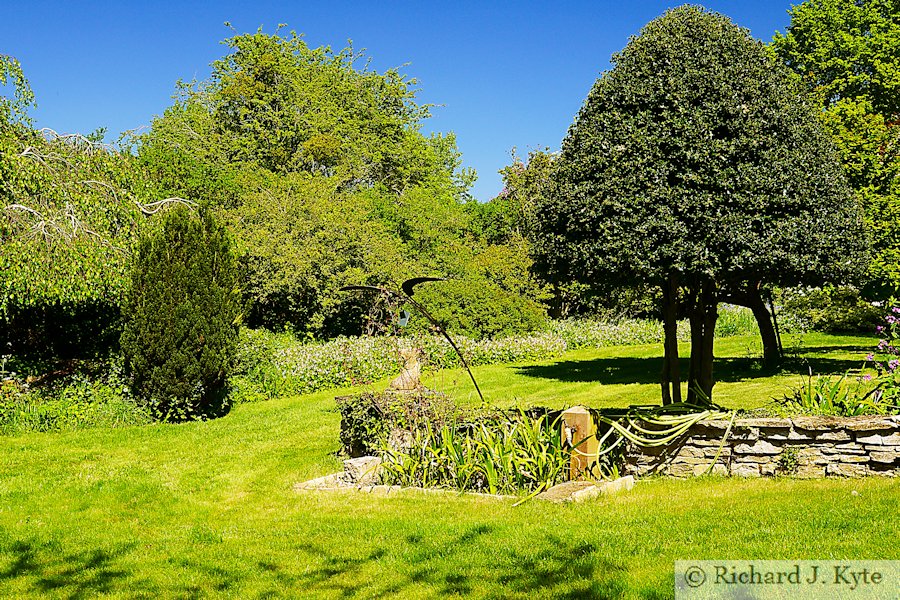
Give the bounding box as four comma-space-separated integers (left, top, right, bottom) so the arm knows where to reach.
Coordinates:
624, 416, 900, 478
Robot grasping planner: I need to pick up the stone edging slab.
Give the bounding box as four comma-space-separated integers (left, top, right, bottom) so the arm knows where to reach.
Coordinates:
293, 456, 635, 502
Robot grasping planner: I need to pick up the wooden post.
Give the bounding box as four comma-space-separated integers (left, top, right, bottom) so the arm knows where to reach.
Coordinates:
561, 406, 598, 480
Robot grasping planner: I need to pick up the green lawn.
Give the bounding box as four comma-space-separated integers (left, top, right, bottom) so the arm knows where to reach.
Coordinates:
0, 333, 896, 598
426, 332, 877, 410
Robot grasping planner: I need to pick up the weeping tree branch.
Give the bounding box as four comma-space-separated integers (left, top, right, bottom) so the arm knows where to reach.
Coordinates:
4, 126, 199, 248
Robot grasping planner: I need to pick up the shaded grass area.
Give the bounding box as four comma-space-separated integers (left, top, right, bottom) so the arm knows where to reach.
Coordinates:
0, 333, 896, 598
425, 333, 878, 410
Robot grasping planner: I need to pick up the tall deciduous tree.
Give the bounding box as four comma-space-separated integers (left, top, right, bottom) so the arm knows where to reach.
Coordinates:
137, 29, 521, 338
772, 0, 900, 116
1, 56, 173, 360
532, 6, 866, 403
772, 0, 900, 298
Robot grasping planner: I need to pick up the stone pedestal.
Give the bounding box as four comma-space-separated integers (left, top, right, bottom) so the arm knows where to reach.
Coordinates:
562, 406, 599, 480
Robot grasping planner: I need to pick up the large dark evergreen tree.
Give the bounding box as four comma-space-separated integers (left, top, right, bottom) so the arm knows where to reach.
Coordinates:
531, 6, 867, 403
121, 207, 240, 420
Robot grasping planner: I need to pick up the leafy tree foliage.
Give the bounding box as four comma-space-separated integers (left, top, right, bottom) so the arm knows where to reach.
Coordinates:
773, 0, 900, 297
121, 207, 240, 420
470, 149, 555, 247
138, 28, 539, 338
484, 149, 661, 319
533, 6, 866, 403
821, 99, 900, 296
772, 0, 900, 116
139, 29, 474, 201
0, 55, 34, 130
411, 279, 546, 340
0, 56, 160, 360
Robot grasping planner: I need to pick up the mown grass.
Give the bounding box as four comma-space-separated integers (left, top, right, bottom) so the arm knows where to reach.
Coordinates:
424, 332, 877, 410
0, 333, 896, 598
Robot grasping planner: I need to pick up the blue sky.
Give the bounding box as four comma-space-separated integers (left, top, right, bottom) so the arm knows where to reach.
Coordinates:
1, 1, 795, 201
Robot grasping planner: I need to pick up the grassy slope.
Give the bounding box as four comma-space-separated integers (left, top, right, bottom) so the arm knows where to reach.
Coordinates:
0, 333, 897, 598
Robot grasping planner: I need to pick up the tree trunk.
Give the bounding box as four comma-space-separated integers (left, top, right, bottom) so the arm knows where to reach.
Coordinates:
660, 276, 682, 405
746, 285, 782, 368
721, 281, 783, 369
687, 281, 718, 404
698, 291, 718, 400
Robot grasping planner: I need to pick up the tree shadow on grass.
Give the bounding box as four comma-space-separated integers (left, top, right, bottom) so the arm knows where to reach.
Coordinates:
0, 524, 639, 597
288, 524, 632, 598
0, 539, 138, 598
516, 349, 868, 386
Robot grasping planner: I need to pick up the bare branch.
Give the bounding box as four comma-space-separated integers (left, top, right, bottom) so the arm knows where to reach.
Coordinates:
4, 203, 44, 218
134, 197, 198, 215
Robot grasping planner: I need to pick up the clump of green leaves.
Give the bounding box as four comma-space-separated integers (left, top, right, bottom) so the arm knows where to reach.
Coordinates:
379, 409, 570, 495
777, 446, 800, 475
121, 207, 240, 421
776, 369, 894, 417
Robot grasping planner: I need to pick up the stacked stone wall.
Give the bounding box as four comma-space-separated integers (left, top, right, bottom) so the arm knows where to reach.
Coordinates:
624, 416, 899, 478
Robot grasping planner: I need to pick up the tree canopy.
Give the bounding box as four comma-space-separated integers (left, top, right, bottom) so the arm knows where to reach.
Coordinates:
773, 0, 900, 297
137, 29, 543, 338
532, 6, 867, 402
0, 56, 153, 316
772, 0, 900, 116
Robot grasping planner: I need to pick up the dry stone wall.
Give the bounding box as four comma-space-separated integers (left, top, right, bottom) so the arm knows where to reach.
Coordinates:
624, 416, 900, 478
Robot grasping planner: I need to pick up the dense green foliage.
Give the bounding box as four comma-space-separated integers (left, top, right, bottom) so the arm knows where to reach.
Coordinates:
540, 6, 863, 291
0, 130, 147, 313
488, 149, 662, 318
533, 6, 866, 401
773, 0, 900, 296
0, 56, 157, 363
771, 0, 900, 116
137, 29, 542, 339
121, 208, 240, 420
411, 277, 547, 340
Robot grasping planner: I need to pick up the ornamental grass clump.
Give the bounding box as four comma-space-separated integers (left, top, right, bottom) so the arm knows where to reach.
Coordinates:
776, 369, 889, 417
379, 409, 570, 495
775, 309, 900, 416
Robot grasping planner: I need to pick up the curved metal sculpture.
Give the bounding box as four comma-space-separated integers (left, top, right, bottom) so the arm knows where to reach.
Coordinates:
340, 277, 485, 403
